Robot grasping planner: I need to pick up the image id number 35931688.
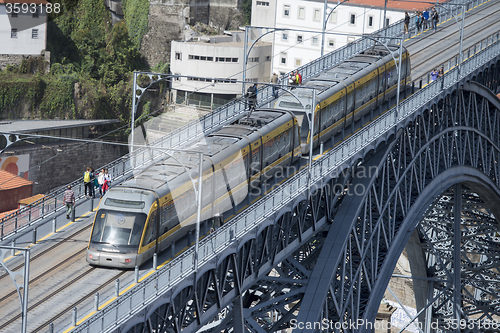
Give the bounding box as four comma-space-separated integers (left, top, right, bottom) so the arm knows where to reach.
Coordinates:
5, 2, 61, 14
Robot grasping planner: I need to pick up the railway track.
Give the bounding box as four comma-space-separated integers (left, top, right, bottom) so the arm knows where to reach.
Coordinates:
408, 1, 499, 80
31, 270, 128, 333
0, 222, 92, 281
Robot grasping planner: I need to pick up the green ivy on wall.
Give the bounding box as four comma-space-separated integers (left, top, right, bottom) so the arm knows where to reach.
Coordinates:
122, 0, 149, 49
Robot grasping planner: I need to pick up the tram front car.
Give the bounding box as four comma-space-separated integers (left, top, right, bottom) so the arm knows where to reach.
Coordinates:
86, 187, 156, 268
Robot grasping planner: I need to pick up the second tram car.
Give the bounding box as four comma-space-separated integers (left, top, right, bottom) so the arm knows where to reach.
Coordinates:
275, 44, 411, 153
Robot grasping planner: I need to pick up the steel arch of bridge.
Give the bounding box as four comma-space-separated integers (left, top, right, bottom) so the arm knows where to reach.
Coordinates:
296, 80, 500, 332
116, 64, 500, 333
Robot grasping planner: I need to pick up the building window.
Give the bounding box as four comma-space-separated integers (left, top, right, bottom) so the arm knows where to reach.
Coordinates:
175, 52, 182, 60
368, 16, 374, 27
312, 37, 319, 46
32, 29, 38, 39
386, 18, 390, 26
298, 7, 305, 19
283, 5, 290, 17
282, 33, 288, 41
216, 57, 238, 62
280, 53, 287, 65
295, 59, 301, 67
313, 9, 321, 21
328, 39, 335, 48
11, 29, 18, 38
174, 74, 181, 81
329, 11, 337, 24
248, 57, 260, 62
350, 14, 356, 25
297, 35, 303, 43
256, 1, 269, 6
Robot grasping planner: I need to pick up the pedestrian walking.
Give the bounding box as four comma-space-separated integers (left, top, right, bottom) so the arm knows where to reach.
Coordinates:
64, 185, 75, 219
295, 70, 302, 85
246, 83, 257, 112
430, 68, 439, 81
404, 12, 410, 34
98, 168, 106, 197
83, 167, 93, 198
432, 8, 439, 31
271, 72, 279, 98
415, 11, 421, 33
422, 9, 429, 30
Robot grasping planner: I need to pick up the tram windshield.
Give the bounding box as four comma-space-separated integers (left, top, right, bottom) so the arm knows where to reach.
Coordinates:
293, 111, 311, 140
90, 209, 147, 247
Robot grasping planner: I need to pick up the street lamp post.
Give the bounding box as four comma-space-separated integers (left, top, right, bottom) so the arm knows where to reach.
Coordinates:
242, 27, 285, 96
307, 89, 316, 200
321, 0, 350, 57
143, 146, 205, 274
360, 36, 404, 125
0, 246, 30, 333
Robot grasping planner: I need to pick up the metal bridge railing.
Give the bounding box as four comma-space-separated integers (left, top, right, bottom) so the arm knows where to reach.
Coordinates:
69, 20, 500, 333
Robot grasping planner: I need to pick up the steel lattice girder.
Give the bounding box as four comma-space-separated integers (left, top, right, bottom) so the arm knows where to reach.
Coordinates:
295, 81, 500, 333
119, 64, 500, 333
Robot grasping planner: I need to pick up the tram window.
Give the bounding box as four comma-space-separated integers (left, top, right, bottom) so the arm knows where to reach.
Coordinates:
143, 211, 157, 245
250, 141, 261, 176
105, 198, 145, 209
279, 100, 304, 109
91, 209, 147, 247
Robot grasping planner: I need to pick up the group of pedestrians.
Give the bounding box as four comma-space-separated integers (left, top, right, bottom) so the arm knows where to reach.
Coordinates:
404, 8, 439, 35
63, 167, 112, 220
83, 167, 112, 199
246, 69, 303, 111
430, 66, 445, 81
288, 70, 302, 86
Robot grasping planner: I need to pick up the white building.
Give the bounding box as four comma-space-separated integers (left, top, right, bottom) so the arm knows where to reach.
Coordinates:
252, 0, 430, 74
170, 31, 272, 105
0, 0, 48, 56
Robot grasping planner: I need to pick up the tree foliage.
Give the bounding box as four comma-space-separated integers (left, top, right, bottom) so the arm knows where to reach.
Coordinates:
0, 0, 148, 124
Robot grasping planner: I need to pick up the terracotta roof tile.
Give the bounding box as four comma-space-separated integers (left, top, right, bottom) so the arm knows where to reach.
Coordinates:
0, 208, 19, 219
0, 170, 33, 190
18, 193, 45, 206
345, 0, 448, 11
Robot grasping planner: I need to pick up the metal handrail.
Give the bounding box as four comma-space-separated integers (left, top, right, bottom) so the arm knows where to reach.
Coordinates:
69, 7, 498, 333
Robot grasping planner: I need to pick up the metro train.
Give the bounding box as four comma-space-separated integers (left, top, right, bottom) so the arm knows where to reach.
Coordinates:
86, 44, 411, 268
277, 44, 411, 154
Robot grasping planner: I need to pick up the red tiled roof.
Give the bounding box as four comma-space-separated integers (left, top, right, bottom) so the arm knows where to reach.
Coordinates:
18, 193, 45, 206
0, 170, 33, 190
0, 208, 19, 219
344, 0, 448, 11
0, 0, 50, 4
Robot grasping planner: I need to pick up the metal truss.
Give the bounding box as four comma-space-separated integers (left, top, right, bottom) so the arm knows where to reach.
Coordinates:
295, 79, 500, 332
415, 186, 500, 332
113, 64, 500, 333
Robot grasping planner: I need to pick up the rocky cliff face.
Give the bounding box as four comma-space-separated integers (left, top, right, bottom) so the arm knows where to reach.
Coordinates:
140, 0, 244, 67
